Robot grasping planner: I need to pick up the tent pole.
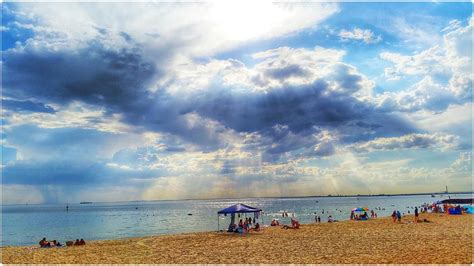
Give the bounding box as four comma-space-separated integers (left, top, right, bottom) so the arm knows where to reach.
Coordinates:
217, 214, 220, 232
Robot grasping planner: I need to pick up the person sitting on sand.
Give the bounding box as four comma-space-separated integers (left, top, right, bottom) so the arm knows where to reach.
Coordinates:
238, 219, 243, 228
328, 216, 334, 223
291, 218, 300, 229
249, 222, 260, 232
79, 239, 86, 245
391, 211, 397, 222
270, 219, 278, 226
74, 239, 80, 246
54, 240, 62, 247
396, 211, 402, 222
228, 223, 237, 232
39, 237, 51, 248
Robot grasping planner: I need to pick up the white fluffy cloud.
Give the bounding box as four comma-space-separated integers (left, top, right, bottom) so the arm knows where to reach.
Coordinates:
9, 2, 338, 57
379, 18, 472, 112
381, 18, 471, 81
449, 152, 471, 172
338, 28, 382, 44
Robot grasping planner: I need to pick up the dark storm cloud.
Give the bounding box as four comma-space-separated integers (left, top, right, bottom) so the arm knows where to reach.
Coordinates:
3, 41, 157, 109
194, 79, 370, 134
2, 99, 56, 113
3, 40, 228, 150
3, 34, 418, 158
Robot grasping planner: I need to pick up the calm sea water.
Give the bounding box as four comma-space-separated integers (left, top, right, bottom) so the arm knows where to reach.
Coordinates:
2, 193, 471, 246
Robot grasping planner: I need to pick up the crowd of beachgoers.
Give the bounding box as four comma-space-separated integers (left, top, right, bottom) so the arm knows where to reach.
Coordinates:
231, 200, 471, 235
227, 217, 261, 233
38, 238, 86, 248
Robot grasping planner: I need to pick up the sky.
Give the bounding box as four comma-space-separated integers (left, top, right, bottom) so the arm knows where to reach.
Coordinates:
1, 2, 472, 204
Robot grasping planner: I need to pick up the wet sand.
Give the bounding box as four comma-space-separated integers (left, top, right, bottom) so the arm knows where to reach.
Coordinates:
2, 213, 472, 264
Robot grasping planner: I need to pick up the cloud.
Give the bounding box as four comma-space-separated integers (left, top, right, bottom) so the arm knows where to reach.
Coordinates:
338, 28, 382, 44
349, 133, 458, 153
375, 76, 458, 113
3, 124, 139, 161
4, 38, 416, 157
449, 151, 471, 172
5, 2, 338, 57
388, 16, 443, 48
142, 150, 472, 200
2, 159, 164, 186
379, 18, 472, 113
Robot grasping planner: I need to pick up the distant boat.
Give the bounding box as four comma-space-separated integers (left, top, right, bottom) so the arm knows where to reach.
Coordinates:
80, 202, 93, 204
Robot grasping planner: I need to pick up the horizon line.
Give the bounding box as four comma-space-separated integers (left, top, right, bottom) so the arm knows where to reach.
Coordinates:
5, 190, 473, 206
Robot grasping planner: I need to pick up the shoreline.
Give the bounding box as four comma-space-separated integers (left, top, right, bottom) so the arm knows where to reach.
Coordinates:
2, 213, 472, 264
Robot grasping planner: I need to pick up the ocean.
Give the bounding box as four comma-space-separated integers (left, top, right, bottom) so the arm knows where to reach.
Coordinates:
2, 193, 470, 246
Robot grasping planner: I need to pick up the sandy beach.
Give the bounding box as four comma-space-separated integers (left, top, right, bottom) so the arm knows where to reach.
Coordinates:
2, 213, 472, 264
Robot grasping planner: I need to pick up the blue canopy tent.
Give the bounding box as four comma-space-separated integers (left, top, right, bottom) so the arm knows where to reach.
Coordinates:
217, 203, 263, 232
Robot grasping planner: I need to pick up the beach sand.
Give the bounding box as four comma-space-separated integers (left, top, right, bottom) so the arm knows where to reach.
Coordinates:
2, 213, 472, 264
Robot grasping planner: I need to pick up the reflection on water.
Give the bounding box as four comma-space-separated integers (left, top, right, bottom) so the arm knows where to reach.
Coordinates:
2, 193, 470, 246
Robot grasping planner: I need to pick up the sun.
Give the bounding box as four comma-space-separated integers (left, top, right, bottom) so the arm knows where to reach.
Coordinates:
209, 1, 287, 42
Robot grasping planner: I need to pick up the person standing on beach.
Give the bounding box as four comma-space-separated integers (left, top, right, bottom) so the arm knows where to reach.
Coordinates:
318, 216, 321, 223
414, 207, 419, 222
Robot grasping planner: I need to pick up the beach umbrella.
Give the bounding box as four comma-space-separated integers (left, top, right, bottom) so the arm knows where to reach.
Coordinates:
351, 207, 369, 212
